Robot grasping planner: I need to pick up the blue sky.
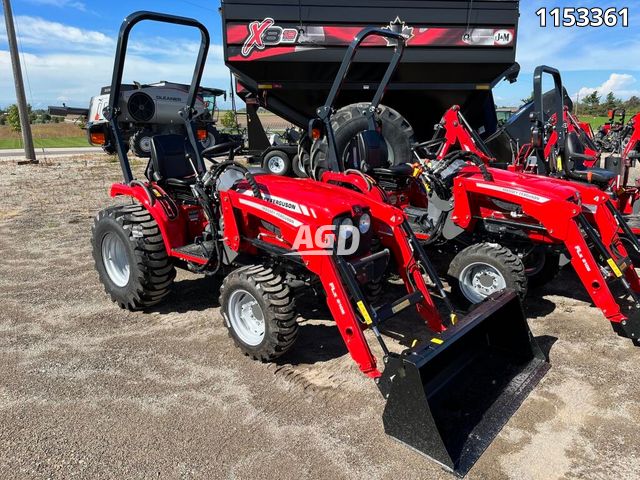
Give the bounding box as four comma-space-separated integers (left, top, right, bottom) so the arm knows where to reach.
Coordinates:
1, 0, 639, 109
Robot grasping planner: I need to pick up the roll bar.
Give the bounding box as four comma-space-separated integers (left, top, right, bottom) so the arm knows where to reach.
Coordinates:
315, 27, 406, 172
105, 11, 210, 183
533, 65, 566, 148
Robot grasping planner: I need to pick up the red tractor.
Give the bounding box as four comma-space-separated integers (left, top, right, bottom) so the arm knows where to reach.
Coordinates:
91, 13, 546, 476
494, 67, 640, 219
308, 33, 640, 346
595, 108, 627, 152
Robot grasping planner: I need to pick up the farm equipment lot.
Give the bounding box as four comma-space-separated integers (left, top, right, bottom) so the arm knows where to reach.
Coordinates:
1, 155, 640, 480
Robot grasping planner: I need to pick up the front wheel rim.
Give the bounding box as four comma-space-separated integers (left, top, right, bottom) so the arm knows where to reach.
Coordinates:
459, 262, 507, 304
228, 289, 265, 346
268, 156, 286, 174
101, 232, 130, 288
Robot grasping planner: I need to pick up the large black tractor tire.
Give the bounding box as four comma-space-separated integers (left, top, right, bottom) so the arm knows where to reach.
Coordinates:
129, 129, 154, 158
91, 204, 176, 310
448, 243, 527, 308
220, 265, 298, 361
291, 154, 308, 178
262, 149, 292, 176
524, 248, 562, 288
309, 103, 415, 179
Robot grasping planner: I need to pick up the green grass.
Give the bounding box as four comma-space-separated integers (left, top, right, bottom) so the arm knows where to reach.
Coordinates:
0, 136, 88, 149
578, 116, 610, 130
577, 113, 639, 130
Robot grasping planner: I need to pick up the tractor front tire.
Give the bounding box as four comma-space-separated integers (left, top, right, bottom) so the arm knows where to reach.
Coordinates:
220, 265, 298, 361
91, 204, 175, 310
448, 243, 527, 307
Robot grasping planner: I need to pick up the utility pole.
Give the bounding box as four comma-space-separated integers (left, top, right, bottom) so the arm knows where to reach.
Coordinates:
2, 0, 37, 163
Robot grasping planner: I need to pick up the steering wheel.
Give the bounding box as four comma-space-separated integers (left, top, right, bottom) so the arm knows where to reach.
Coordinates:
201, 141, 243, 161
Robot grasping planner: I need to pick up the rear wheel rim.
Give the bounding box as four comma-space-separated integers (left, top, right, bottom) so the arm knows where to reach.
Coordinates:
268, 156, 286, 174
101, 232, 130, 288
228, 289, 265, 346
459, 262, 506, 304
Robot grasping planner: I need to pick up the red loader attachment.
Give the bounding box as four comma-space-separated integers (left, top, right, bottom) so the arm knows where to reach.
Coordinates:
218, 171, 549, 474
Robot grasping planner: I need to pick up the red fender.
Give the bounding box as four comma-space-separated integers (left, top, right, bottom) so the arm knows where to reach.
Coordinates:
110, 182, 190, 252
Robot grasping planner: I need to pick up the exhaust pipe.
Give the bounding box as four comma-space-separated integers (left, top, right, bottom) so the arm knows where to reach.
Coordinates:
378, 291, 549, 476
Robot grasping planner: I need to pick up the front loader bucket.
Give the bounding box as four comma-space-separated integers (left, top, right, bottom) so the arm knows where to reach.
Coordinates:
379, 291, 549, 477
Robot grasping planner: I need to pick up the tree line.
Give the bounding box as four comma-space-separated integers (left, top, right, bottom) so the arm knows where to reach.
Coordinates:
0, 104, 64, 130
575, 91, 640, 116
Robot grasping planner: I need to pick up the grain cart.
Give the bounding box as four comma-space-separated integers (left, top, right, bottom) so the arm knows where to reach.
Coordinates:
221, 0, 521, 165
91, 12, 547, 476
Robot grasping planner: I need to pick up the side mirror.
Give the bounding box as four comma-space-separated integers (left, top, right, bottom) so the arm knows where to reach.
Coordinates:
308, 118, 325, 141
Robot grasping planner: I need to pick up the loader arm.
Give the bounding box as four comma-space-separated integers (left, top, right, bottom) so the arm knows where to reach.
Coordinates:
219, 183, 448, 378
452, 172, 640, 338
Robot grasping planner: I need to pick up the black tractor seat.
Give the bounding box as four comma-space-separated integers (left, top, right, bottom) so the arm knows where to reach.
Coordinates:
372, 163, 415, 177
563, 132, 616, 187
146, 134, 201, 188
566, 168, 617, 186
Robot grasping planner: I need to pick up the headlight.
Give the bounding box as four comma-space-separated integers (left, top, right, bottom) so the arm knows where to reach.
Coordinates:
358, 213, 371, 234
338, 218, 354, 240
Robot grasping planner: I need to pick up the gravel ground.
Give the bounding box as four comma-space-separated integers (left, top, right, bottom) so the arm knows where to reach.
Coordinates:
1, 155, 640, 480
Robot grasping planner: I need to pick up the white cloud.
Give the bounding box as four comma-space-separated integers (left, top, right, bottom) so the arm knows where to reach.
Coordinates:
577, 74, 640, 100
24, 0, 87, 12
0, 49, 230, 109
0, 16, 228, 108
0, 15, 113, 52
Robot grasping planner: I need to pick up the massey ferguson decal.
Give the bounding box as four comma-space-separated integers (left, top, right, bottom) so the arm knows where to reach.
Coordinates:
241, 18, 299, 57
228, 20, 516, 61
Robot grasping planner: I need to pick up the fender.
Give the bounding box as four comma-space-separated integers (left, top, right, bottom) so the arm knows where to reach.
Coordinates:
110, 182, 189, 252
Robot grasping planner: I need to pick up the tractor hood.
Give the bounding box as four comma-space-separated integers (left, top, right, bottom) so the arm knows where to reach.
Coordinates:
483, 168, 586, 203
249, 174, 377, 221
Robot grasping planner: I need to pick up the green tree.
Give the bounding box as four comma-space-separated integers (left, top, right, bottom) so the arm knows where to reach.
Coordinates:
6, 103, 34, 132
7, 104, 22, 132
521, 91, 534, 105
584, 91, 600, 107
221, 110, 238, 130
625, 96, 640, 110
605, 92, 619, 109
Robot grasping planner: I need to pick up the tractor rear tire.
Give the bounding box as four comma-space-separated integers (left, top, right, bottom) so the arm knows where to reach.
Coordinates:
129, 129, 154, 158
448, 243, 527, 308
292, 154, 308, 178
220, 265, 298, 361
92, 204, 175, 310
309, 103, 415, 179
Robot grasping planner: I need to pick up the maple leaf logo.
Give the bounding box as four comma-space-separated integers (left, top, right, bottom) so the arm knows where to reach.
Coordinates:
383, 17, 415, 45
